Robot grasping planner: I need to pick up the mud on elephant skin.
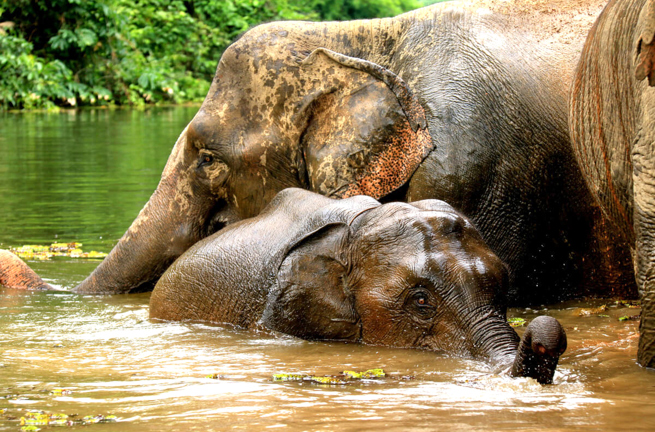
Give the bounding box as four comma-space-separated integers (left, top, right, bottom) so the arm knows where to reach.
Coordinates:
76, 0, 635, 306
150, 189, 567, 384
570, 0, 655, 367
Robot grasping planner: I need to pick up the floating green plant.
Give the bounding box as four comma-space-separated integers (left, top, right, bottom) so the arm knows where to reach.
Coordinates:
615, 300, 641, 309
508, 317, 526, 327
10, 242, 107, 261
19, 411, 116, 428
272, 369, 387, 385
271, 374, 305, 382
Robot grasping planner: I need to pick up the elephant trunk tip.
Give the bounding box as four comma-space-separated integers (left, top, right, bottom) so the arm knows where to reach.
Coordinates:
510, 316, 567, 385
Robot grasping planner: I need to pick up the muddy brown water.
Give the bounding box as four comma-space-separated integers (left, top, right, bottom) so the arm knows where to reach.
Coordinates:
1, 109, 655, 431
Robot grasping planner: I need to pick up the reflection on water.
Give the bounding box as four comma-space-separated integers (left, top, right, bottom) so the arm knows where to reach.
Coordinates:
1, 109, 655, 431
0, 107, 197, 254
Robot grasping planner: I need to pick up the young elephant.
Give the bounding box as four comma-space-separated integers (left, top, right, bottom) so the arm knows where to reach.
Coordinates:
150, 189, 567, 384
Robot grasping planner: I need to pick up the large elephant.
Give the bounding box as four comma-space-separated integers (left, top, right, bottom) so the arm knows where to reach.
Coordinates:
76, 0, 636, 305
150, 188, 567, 384
569, 0, 655, 367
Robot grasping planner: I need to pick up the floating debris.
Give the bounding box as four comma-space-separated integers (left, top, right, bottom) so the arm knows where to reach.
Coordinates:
576, 305, 608, 317
49, 389, 72, 396
204, 374, 235, 380
272, 369, 386, 385
360, 368, 386, 378
10, 243, 107, 261
309, 376, 347, 385
81, 414, 117, 424
615, 300, 641, 309
272, 374, 305, 382
20, 411, 116, 427
508, 317, 526, 327
618, 315, 640, 322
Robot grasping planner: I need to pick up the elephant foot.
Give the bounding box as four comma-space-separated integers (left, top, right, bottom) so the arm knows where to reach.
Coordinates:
638, 290, 655, 368
509, 316, 567, 384
0, 250, 52, 290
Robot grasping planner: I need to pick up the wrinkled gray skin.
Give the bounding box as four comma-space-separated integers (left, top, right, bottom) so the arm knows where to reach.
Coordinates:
570, 0, 655, 367
76, 0, 635, 305
150, 189, 567, 384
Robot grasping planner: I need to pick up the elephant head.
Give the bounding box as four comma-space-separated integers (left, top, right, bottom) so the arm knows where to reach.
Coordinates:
150, 189, 566, 384
75, 24, 433, 294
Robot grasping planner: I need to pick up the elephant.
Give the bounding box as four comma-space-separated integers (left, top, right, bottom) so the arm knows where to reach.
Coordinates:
0, 250, 51, 290
150, 188, 567, 384
75, 0, 636, 306
569, 0, 655, 367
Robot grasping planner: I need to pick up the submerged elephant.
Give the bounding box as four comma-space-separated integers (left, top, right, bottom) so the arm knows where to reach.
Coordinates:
0, 250, 51, 291
150, 188, 567, 384
75, 0, 635, 305
570, 0, 655, 367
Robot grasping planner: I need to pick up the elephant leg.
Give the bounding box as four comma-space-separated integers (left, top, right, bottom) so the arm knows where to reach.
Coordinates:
635, 88, 655, 368
635, 203, 655, 368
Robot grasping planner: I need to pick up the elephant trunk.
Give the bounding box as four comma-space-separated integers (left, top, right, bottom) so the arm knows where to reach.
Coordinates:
509, 316, 567, 384
74, 131, 219, 294
468, 311, 566, 385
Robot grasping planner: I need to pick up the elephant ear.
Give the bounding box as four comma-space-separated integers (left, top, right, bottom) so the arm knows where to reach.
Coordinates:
298, 48, 434, 199
636, 0, 655, 86
259, 223, 360, 341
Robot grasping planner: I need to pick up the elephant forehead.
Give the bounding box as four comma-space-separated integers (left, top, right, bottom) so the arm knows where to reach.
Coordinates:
354, 208, 503, 281
357, 203, 474, 240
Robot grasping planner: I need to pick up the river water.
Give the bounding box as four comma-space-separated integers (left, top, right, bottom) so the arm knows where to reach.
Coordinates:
1, 108, 654, 431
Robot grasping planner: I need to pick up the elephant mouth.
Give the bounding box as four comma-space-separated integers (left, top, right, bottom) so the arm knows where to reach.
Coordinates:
131, 201, 234, 294
202, 199, 236, 239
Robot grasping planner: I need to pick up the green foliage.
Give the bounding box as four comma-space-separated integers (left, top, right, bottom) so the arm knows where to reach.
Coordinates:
311, 0, 421, 21
0, 32, 72, 109
0, 0, 423, 110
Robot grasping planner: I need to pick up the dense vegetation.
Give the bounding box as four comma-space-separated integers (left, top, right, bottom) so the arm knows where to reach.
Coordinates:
0, 0, 441, 110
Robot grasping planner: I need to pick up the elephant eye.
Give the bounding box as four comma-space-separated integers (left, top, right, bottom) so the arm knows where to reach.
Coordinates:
414, 293, 428, 307
198, 152, 214, 168
404, 287, 437, 320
